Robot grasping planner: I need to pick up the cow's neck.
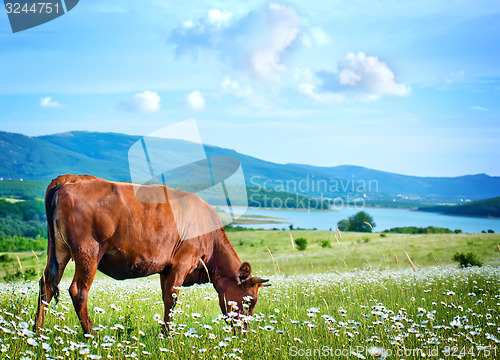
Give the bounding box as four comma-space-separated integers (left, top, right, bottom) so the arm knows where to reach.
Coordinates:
208, 229, 242, 289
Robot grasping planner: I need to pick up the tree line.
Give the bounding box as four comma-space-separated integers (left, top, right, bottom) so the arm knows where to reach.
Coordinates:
0, 199, 47, 251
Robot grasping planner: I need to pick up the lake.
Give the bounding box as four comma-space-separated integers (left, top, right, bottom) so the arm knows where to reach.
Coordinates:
232, 206, 500, 233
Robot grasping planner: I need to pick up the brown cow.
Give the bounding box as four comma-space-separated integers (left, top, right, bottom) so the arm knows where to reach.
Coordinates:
34, 175, 268, 334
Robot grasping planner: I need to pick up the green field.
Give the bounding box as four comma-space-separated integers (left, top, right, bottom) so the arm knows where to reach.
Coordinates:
0, 231, 499, 359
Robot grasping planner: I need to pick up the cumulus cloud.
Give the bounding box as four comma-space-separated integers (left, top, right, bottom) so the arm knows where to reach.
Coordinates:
186, 90, 205, 110
221, 78, 253, 98
118, 91, 161, 113
302, 27, 332, 47
299, 52, 411, 102
169, 4, 300, 81
39, 96, 65, 108
207, 9, 233, 26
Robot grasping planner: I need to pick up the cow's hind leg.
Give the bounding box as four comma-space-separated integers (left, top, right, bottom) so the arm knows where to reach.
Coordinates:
68, 243, 100, 334
34, 247, 70, 331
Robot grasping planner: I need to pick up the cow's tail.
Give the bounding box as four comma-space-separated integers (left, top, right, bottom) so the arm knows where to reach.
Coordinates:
45, 184, 62, 304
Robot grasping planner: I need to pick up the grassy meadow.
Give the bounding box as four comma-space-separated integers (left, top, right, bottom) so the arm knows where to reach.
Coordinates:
0, 230, 499, 359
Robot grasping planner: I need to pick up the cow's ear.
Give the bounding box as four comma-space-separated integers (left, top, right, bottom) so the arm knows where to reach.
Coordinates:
236, 262, 252, 285
249, 277, 270, 287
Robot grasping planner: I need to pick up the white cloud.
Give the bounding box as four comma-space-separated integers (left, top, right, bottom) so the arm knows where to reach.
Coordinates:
298, 83, 345, 103
309, 27, 332, 47
118, 90, 161, 113
207, 9, 233, 26
182, 19, 195, 29
186, 90, 205, 110
39, 96, 65, 108
250, 4, 300, 80
338, 52, 411, 97
470, 106, 488, 111
170, 3, 300, 82
300, 52, 411, 102
221, 78, 253, 97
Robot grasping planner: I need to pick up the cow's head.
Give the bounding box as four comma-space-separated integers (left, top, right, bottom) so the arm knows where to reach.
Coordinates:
218, 262, 269, 319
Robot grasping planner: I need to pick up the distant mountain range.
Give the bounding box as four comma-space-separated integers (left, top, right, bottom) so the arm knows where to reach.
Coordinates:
0, 130, 499, 202
290, 164, 500, 201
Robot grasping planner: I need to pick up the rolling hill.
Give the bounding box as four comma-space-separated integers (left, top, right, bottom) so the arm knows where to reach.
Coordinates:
418, 197, 500, 218
0, 130, 499, 202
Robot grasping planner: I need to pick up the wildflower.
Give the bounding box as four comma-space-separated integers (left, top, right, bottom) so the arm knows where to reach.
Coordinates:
27, 338, 38, 347
450, 319, 462, 328
153, 313, 162, 322
103, 335, 115, 343
93, 307, 105, 314
88, 355, 102, 360
368, 347, 388, 358
294, 337, 303, 343
263, 325, 274, 331
18, 321, 29, 329
219, 341, 229, 347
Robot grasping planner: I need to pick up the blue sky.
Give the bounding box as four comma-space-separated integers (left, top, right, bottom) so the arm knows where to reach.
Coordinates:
1, 0, 499, 177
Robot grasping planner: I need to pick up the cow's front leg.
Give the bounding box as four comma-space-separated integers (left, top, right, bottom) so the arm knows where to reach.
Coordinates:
159, 261, 193, 335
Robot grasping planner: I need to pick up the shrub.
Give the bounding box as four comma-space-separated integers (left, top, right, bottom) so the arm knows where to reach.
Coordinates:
452, 252, 483, 268
3, 267, 38, 282
294, 237, 308, 251
320, 239, 331, 248
380, 233, 387, 238
337, 211, 375, 233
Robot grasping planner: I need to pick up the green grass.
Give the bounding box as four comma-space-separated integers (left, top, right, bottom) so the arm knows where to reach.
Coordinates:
228, 231, 500, 275
1, 231, 499, 280
0, 231, 499, 359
